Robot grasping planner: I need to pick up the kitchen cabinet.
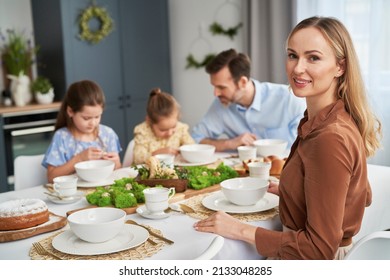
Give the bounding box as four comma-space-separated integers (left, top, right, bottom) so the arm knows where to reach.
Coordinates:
31, 0, 171, 155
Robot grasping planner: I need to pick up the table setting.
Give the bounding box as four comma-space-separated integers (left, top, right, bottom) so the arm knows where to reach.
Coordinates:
0, 141, 291, 260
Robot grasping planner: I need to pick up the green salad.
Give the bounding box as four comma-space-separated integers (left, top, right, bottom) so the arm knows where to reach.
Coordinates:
183, 163, 238, 190
86, 178, 150, 208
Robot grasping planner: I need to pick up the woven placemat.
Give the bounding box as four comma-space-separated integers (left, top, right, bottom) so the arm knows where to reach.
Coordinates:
182, 193, 279, 222
30, 225, 165, 260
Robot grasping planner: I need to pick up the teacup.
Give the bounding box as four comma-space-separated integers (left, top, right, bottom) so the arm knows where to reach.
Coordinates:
248, 161, 271, 180
143, 187, 175, 214
237, 146, 257, 161
53, 175, 78, 197
155, 154, 175, 168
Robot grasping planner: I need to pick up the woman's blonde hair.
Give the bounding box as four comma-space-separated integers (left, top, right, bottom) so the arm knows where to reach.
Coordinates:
287, 16, 382, 157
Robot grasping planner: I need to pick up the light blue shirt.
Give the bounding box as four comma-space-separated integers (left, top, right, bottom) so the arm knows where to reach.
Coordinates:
42, 124, 122, 168
191, 80, 306, 149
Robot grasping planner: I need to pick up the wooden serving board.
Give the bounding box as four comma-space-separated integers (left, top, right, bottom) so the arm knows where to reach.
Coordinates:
0, 212, 67, 242
66, 184, 221, 216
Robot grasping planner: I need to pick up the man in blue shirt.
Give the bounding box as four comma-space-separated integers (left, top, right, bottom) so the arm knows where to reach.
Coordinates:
191, 49, 306, 152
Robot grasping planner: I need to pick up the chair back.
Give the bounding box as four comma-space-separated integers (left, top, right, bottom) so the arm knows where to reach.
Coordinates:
194, 236, 224, 260
122, 139, 135, 167
14, 154, 47, 190
344, 231, 390, 260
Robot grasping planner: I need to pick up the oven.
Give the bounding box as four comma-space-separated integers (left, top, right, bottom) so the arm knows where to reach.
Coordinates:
3, 108, 58, 187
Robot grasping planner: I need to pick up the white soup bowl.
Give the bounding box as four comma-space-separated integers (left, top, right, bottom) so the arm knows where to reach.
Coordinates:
253, 139, 288, 157
179, 144, 215, 163
67, 208, 126, 243
75, 160, 115, 182
220, 177, 269, 206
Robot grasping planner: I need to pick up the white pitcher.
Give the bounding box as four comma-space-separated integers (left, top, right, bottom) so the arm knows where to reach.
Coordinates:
7, 73, 32, 106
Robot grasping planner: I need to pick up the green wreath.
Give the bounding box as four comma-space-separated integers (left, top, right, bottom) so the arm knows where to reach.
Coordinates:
185, 53, 216, 69
78, 5, 114, 44
209, 22, 243, 40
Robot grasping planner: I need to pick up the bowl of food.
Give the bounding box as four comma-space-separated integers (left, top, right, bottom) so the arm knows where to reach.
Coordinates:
220, 177, 269, 206
67, 208, 126, 243
74, 160, 115, 182
179, 144, 216, 163
253, 139, 288, 157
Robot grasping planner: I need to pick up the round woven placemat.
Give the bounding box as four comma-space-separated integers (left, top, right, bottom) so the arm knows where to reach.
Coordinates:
183, 193, 279, 222
30, 225, 165, 260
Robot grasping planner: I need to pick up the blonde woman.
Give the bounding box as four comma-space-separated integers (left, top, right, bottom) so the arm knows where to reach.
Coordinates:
194, 16, 382, 260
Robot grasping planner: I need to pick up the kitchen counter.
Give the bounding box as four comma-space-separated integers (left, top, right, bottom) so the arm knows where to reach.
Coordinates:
0, 102, 61, 115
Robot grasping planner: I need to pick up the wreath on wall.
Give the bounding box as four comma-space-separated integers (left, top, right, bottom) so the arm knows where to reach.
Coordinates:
78, 3, 114, 44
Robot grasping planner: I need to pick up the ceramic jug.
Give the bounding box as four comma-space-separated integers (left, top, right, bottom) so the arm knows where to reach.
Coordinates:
7, 73, 32, 106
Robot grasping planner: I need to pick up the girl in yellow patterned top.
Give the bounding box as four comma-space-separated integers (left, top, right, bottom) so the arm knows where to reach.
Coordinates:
131, 88, 195, 164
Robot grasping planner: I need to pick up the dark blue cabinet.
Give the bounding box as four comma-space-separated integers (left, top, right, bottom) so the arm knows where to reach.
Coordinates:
31, 0, 171, 157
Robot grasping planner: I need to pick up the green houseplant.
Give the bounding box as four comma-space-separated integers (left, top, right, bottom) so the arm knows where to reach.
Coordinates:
0, 29, 38, 76
31, 76, 54, 104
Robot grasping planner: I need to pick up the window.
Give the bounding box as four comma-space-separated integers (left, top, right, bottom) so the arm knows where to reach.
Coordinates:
296, 0, 390, 165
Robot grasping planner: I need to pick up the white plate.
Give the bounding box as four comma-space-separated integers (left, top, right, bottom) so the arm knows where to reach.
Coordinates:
174, 154, 218, 167
136, 205, 171, 219
202, 191, 279, 213
77, 167, 138, 188
47, 191, 84, 204
52, 224, 148, 255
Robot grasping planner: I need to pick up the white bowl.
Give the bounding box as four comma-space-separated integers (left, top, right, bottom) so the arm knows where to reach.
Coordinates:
253, 139, 288, 157
179, 144, 216, 163
75, 160, 115, 182
67, 208, 126, 243
220, 177, 269, 206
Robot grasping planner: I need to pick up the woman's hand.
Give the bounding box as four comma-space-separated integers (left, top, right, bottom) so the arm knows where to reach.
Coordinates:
193, 211, 257, 244
267, 181, 280, 196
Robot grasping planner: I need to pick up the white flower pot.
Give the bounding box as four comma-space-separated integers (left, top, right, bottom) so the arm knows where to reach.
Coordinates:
35, 88, 54, 104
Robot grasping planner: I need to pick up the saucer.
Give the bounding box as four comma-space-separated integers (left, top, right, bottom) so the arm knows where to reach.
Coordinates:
46, 191, 84, 204
174, 155, 218, 167
52, 224, 148, 255
202, 191, 279, 213
136, 205, 171, 219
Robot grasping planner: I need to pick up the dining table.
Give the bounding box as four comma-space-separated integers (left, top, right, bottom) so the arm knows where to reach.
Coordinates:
0, 161, 282, 260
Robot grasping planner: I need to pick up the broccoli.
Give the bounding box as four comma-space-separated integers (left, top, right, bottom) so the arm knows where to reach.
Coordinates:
97, 192, 112, 207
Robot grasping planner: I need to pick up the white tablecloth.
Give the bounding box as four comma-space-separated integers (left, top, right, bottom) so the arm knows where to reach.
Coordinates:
0, 185, 281, 260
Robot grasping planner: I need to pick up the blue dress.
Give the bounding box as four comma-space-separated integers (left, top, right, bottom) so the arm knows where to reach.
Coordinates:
42, 124, 122, 168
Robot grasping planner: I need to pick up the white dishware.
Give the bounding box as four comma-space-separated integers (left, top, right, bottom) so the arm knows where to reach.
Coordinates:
136, 205, 171, 219
202, 191, 279, 213
46, 190, 84, 204
67, 208, 126, 243
143, 187, 175, 214
248, 161, 271, 179
76, 167, 138, 188
220, 177, 269, 206
74, 160, 115, 182
53, 175, 78, 197
174, 154, 217, 167
52, 224, 149, 255
237, 146, 257, 161
155, 154, 175, 168
253, 139, 288, 157
179, 144, 215, 163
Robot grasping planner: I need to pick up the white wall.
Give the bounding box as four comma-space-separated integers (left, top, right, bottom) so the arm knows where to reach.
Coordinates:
0, 0, 246, 129
0, 0, 35, 98
168, 0, 246, 128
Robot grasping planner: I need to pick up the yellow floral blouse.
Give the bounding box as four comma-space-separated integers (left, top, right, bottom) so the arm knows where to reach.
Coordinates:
132, 121, 195, 164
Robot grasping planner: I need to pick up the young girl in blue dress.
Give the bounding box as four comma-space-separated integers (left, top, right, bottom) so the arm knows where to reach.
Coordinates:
42, 80, 122, 182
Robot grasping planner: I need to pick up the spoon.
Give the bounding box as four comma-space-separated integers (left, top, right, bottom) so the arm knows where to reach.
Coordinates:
44, 192, 64, 200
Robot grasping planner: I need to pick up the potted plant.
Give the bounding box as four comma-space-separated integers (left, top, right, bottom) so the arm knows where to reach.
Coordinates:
1, 29, 39, 105
31, 76, 54, 104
